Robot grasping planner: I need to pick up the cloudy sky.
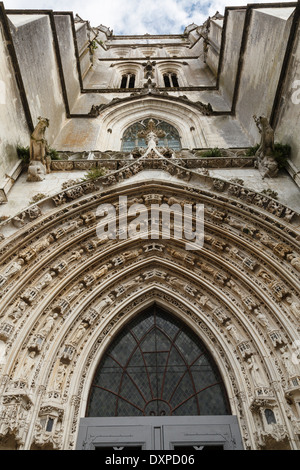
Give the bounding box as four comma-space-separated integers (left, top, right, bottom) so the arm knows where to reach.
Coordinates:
2, 0, 295, 34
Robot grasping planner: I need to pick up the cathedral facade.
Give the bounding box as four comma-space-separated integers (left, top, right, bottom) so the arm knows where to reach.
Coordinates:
0, 2, 300, 450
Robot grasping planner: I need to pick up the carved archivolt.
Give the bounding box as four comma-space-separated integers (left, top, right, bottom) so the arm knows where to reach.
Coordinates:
0, 171, 299, 450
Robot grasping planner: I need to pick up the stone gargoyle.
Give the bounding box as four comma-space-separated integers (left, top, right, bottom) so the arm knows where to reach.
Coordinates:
27, 116, 51, 181
253, 115, 278, 179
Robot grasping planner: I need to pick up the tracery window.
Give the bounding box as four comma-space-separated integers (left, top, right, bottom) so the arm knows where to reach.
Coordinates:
163, 72, 179, 88
87, 306, 230, 417
120, 74, 136, 89
121, 118, 181, 152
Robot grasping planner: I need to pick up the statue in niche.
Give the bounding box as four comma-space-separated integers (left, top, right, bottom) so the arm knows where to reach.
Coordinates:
123, 250, 143, 261
280, 346, 298, 378
32, 233, 54, 255
287, 254, 300, 273
66, 283, 84, 303
96, 296, 114, 313
17, 351, 37, 382
95, 263, 112, 279
9, 299, 27, 322
36, 272, 53, 291
253, 115, 278, 178
27, 117, 51, 181
198, 293, 225, 317
70, 323, 88, 346
169, 276, 184, 291
38, 313, 58, 338
53, 363, 67, 391
247, 355, 266, 388
286, 297, 300, 321
0, 340, 6, 366
67, 249, 84, 263
226, 323, 244, 343
123, 276, 143, 291
3, 259, 25, 279
255, 310, 271, 331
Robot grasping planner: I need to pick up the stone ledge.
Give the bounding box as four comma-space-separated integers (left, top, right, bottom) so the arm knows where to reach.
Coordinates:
0, 160, 23, 203
286, 158, 300, 189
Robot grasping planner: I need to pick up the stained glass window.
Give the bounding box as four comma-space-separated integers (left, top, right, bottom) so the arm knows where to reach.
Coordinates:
87, 305, 230, 417
121, 118, 181, 152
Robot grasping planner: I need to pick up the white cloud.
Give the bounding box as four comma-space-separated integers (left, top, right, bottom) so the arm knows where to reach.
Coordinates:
2, 0, 295, 34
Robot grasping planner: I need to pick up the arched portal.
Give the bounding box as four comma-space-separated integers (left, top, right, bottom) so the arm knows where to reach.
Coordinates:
87, 304, 230, 418
0, 170, 298, 450
77, 304, 243, 450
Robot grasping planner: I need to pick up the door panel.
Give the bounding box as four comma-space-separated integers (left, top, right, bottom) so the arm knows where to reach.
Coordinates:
76, 416, 244, 450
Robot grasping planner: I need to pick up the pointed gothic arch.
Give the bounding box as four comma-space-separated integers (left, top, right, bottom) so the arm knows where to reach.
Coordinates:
86, 303, 231, 418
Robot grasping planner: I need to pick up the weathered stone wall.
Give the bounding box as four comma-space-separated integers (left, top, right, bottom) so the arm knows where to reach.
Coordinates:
8, 14, 66, 145
274, 17, 300, 184
75, 22, 91, 79
206, 19, 223, 76
54, 14, 81, 111
218, 9, 246, 106
52, 98, 251, 152
235, 7, 295, 143
0, 19, 28, 188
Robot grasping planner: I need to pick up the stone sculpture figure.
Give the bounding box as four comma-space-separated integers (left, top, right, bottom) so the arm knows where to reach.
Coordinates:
36, 272, 53, 291
39, 313, 58, 338
143, 60, 156, 80
3, 259, 25, 279
280, 346, 298, 378
27, 161, 46, 182
253, 115, 278, 178
53, 363, 67, 391
95, 263, 112, 279
226, 323, 243, 343
9, 299, 27, 322
67, 249, 84, 263
96, 296, 113, 314
17, 351, 37, 382
66, 283, 84, 302
255, 310, 271, 330
70, 323, 88, 345
286, 297, 300, 321
247, 355, 266, 388
169, 276, 184, 291
0, 340, 6, 366
138, 119, 165, 148
287, 254, 300, 273
27, 116, 51, 181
